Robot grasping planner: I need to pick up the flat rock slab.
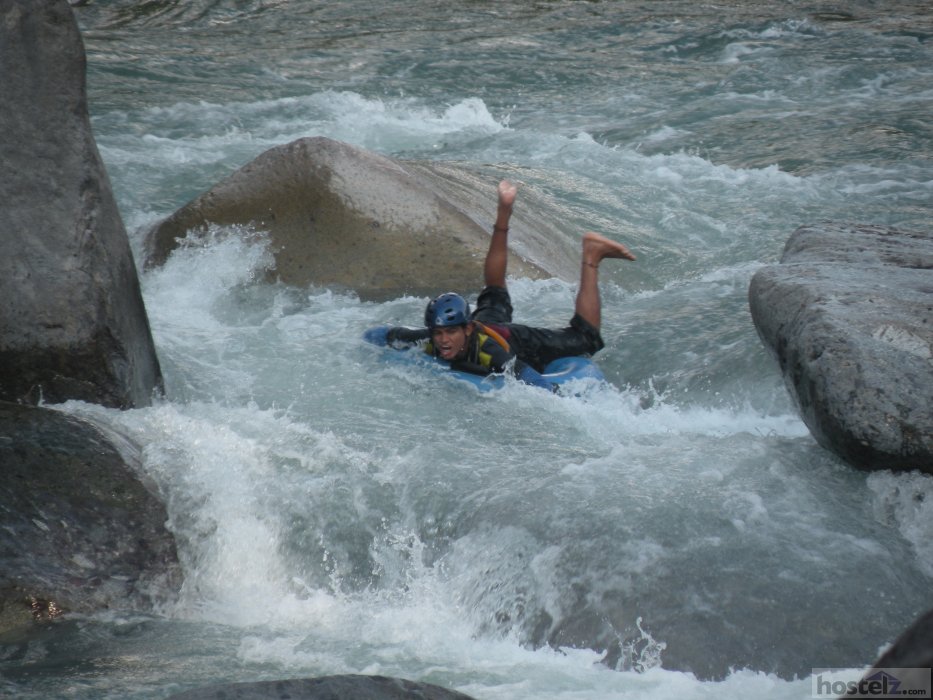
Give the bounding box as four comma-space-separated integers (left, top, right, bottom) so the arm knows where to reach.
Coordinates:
749, 223, 933, 472
166, 674, 477, 700
0, 402, 180, 635
143, 137, 552, 301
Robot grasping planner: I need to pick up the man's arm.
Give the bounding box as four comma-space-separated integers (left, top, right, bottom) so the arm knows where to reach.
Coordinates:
387, 327, 431, 346
467, 335, 557, 390
363, 325, 430, 348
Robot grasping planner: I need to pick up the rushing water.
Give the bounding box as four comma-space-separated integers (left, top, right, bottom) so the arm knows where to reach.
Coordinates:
3, 1, 933, 698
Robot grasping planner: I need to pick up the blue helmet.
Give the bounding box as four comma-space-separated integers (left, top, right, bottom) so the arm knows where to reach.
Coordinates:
425, 292, 471, 328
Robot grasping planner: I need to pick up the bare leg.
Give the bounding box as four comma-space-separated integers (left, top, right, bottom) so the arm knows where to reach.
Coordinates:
574, 231, 636, 330
483, 180, 518, 288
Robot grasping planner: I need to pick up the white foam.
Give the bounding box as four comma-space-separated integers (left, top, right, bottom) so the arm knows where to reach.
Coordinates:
867, 471, 933, 577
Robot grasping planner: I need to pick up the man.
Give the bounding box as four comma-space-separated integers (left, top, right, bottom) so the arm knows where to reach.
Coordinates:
375, 180, 636, 388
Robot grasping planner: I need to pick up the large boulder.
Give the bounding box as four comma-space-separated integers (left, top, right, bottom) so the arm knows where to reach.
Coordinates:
0, 0, 163, 409
0, 401, 181, 636
166, 675, 477, 700
749, 223, 933, 472
142, 137, 561, 300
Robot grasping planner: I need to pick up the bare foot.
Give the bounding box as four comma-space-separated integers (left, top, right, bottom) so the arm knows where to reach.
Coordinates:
582, 231, 636, 265
498, 180, 517, 210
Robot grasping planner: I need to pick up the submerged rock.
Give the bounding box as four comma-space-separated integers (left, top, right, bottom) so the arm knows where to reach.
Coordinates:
165, 674, 477, 700
749, 223, 933, 472
142, 137, 555, 300
0, 402, 180, 636
0, 0, 163, 409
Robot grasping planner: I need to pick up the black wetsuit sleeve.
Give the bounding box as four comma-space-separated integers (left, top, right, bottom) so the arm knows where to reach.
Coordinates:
452, 350, 554, 390
482, 336, 516, 373
386, 326, 431, 347
475, 336, 555, 390
449, 359, 492, 376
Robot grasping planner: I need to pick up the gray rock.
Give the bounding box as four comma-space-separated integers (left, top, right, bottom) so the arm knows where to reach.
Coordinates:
867, 607, 933, 671
845, 608, 933, 697
166, 674, 477, 700
142, 137, 553, 300
0, 401, 181, 635
749, 223, 933, 472
0, 0, 163, 409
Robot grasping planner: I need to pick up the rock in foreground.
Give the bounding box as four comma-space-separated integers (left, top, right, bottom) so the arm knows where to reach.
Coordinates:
749, 223, 933, 472
166, 674, 477, 700
844, 607, 933, 697
0, 0, 163, 408
143, 137, 550, 300
0, 402, 180, 635
868, 606, 933, 670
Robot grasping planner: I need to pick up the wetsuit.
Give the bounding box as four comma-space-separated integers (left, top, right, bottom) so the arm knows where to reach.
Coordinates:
469, 285, 604, 373
384, 285, 604, 382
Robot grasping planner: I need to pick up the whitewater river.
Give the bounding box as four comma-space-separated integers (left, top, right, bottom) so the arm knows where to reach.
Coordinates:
3, 1, 932, 698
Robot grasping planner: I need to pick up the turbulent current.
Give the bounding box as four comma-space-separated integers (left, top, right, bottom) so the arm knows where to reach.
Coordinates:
3, 2, 932, 698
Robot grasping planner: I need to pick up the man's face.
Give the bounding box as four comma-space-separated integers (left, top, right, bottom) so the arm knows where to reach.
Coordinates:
431, 323, 472, 361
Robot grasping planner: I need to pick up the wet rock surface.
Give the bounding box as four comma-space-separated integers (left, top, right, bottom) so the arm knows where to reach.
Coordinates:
143, 136, 554, 300
0, 402, 180, 636
0, 0, 163, 408
749, 222, 933, 472
165, 674, 478, 700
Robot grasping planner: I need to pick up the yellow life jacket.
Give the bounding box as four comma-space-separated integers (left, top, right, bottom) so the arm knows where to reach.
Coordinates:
474, 322, 511, 369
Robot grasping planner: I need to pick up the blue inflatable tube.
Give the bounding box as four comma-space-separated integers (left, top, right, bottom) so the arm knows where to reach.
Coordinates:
363, 326, 604, 392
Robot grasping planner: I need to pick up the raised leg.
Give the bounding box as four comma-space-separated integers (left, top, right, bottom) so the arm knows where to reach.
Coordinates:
574, 231, 636, 330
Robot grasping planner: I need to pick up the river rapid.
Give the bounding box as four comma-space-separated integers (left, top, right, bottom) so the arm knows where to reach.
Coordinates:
3, 1, 933, 698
